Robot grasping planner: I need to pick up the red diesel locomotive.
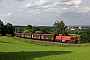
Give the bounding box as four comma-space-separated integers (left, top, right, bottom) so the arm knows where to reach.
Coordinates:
56, 36, 78, 43
15, 33, 78, 43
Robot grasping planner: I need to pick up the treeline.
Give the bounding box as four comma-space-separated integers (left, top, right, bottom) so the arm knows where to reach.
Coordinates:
15, 21, 66, 35
16, 25, 53, 34
0, 20, 15, 36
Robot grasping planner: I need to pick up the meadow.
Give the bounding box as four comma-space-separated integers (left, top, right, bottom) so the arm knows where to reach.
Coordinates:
0, 36, 90, 60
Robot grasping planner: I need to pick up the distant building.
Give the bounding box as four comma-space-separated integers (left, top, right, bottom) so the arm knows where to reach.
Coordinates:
67, 26, 70, 29
67, 26, 76, 30
71, 27, 75, 30
78, 26, 82, 29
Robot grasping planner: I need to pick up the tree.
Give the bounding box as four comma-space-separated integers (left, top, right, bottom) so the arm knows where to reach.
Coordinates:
6, 23, 15, 36
3, 25, 7, 35
23, 24, 32, 33
80, 28, 90, 43
31, 26, 40, 33
25, 24, 32, 29
0, 20, 15, 36
0, 20, 4, 35
40, 28, 49, 34
53, 21, 66, 35
23, 29, 32, 33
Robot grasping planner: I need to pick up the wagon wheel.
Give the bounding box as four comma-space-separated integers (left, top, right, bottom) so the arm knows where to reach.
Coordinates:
70, 40, 75, 44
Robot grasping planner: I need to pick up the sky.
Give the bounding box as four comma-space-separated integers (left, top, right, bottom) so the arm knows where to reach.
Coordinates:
0, 0, 90, 26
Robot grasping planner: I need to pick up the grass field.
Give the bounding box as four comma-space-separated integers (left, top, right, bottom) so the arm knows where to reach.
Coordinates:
0, 36, 90, 60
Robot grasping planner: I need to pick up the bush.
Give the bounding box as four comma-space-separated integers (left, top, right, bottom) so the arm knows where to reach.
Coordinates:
35, 31, 42, 34
80, 29, 90, 43
6, 34, 12, 37
0, 34, 2, 36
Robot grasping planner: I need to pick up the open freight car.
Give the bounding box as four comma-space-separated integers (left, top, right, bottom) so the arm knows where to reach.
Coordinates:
20, 33, 25, 38
25, 34, 32, 39
15, 33, 21, 37
41, 34, 56, 41
32, 34, 41, 40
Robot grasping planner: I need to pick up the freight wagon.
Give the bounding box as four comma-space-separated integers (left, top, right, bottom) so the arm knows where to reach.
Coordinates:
25, 34, 32, 39
32, 34, 41, 40
15, 33, 21, 37
41, 34, 55, 41
20, 33, 25, 38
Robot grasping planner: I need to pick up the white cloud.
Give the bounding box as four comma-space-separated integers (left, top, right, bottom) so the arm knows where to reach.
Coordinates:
35, 0, 50, 6
28, 10, 34, 13
0, 14, 4, 17
37, 19, 41, 22
20, 0, 90, 19
20, 3, 36, 9
15, 0, 25, 2
20, 0, 52, 9
16, 10, 23, 12
76, 7, 90, 13
0, 0, 5, 5
26, 3, 34, 8
0, 17, 3, 20
6, 13, 14, 17
34, 12, 40, 15
1, 1, 5, 4
44, 8, 59, 13
64, 0, 82, 6
27, 9, 40, 15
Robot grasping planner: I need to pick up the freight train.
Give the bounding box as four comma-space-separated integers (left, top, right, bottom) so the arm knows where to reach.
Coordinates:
15, 33, 78, 43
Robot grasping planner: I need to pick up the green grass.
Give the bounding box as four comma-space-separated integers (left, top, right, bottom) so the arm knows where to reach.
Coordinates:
0, 36, 90, 60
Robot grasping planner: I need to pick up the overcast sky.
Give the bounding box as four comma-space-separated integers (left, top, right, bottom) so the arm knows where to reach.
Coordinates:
0, 0, 90, 26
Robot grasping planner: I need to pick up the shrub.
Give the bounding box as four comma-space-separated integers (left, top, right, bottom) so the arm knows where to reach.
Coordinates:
0, 34, 2, 36
80, 29, 90, 43
6, 34, 12, 37
35, 31, 42, 34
